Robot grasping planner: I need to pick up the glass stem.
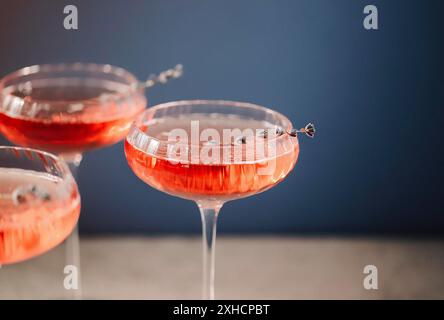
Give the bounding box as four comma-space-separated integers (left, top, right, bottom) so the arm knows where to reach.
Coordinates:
197, 201, 223, 300
63, 153, 83, 179
61, 153, 83, 299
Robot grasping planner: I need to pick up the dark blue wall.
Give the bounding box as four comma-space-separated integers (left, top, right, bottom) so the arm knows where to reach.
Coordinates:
0, 0, 443, 234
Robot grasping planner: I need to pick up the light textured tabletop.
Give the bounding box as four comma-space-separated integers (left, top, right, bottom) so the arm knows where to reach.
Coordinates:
1, 237, 443, 299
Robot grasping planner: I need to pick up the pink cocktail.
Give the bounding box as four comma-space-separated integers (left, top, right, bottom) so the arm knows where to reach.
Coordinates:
125, 100, 314, 299
0, 63, 146, 156
0, 147, 80, 265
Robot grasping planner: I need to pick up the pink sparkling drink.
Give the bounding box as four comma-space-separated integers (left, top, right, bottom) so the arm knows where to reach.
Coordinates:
0, 147, 80, 265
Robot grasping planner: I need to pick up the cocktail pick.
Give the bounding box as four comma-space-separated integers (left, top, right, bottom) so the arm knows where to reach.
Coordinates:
17, 65, 184, 102
98, 64, 183, 102
258, 123, 316, 139
234, 123, 315, 145
0, 185, 51, 206
138, 64, 184, 89
288, 122, 316, 138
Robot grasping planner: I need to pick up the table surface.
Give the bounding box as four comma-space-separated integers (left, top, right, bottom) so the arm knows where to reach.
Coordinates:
1, 236, 443, 299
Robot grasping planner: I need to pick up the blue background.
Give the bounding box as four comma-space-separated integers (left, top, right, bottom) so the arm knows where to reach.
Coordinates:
0, 0, 443, 234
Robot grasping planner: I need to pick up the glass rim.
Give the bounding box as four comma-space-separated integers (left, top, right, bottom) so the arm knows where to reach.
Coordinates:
0, 62, 139, 86
0, 145, 80, 234
0, 145, 72, 178
128, 99, 296, 151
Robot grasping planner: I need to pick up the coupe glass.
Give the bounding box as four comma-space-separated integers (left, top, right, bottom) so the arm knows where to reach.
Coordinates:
0, 63, 146, 298
0, 146, 80, 298
125, 100, 309, 299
